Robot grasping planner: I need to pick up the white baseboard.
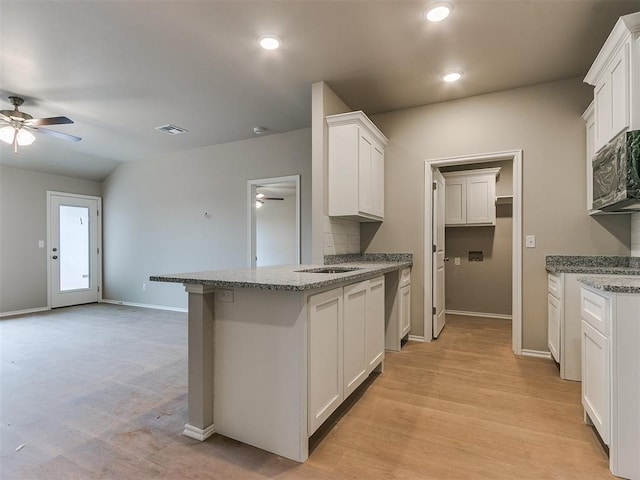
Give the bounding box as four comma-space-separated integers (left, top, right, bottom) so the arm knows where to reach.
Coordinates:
408, 335, 426, 342
521, 349, 553, 360
0, 306, 51, 318
183, 423, 215, 441
101, 299, 187, 313
445, 309, 512, 320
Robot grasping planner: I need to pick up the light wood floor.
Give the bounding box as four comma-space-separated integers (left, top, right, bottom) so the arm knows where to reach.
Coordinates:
0, 305, 612, 479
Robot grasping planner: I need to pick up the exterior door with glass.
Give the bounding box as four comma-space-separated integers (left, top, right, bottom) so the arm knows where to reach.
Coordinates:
48, 192, 101, 308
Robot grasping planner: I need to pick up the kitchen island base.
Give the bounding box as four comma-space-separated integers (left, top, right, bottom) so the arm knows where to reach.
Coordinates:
150, 260, 411, 462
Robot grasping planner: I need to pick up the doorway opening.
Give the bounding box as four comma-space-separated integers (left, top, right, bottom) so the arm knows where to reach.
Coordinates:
247, 175, 301, 267
424, 150, 523, 354
47, 191, 102, 308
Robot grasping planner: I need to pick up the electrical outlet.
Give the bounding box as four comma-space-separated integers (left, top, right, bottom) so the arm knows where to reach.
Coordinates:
454, 257, 461, 266
525, 235, 536, 248
142, 283, 147, 291
218, 289, 234, 303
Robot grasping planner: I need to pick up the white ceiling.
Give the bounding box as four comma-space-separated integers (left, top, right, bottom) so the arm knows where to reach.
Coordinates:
1, 0, 638, 181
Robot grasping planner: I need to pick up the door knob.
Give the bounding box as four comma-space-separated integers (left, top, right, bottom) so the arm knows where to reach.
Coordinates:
52, 248, 58, 252
444, 257, 450, 262
52, 255, 58, 260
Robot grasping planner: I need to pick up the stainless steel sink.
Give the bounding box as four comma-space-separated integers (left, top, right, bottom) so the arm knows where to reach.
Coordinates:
296, 266, 363, 274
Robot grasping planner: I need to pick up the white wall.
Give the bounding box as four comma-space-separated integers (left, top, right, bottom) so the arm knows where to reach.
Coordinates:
311, 82, 361, 262
633, 212, 640, 256
256, 195, 297, 266
101, 128, 311, 309
0, 166, 102, 314
362, 77, 631, 349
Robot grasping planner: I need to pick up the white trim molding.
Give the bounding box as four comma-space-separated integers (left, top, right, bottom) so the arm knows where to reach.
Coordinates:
101, 299, 187, 313
521, 349, 553, 360
0, 306, 50, 319
183, 423, 215, 441
445, 310, 512, 320
408, 335, 426, 342
424, 149, 523, 354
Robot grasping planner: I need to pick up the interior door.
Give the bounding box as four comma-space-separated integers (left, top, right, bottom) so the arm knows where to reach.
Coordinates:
248, 175, 300, 267
433, 169, 446, 338
48, 192, 101, 308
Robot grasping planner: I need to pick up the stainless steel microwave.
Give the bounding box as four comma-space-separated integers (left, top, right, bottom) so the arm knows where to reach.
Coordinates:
592, 130, 640, 212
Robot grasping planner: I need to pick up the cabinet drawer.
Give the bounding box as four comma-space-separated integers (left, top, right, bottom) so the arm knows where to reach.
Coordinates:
400, 268, 411, 287
547, 273, 562, 298
581, 288, 611, 336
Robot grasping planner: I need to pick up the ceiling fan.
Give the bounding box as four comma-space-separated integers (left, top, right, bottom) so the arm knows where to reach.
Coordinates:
255, 189, 284, 208
0, 96, 81, 154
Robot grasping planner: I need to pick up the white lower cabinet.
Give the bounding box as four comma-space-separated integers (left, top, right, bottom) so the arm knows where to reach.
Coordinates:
385, 268, 411, 351
580, 286, 640, 480
308, 276, 385, 435
545, 272, 613, 382
365, 276, 385, 371
581, 319, 610, 445
399, 283, 411, 339
308, 287, 344, 434
343, 281, 368, 398
547, 292, 561, 363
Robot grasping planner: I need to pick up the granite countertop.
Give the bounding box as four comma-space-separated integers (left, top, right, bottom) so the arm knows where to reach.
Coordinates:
150, 256, 412, 292
547, 265, 640, 275
577, 276, 640, 294
545, 255, 640, 275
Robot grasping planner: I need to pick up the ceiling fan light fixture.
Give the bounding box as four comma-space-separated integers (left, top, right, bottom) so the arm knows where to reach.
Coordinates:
256, 200, 264, 209
16, 128, 36, 146
425, 2, 453, 22
256, 192, 266, 199
0, 126, 15, 145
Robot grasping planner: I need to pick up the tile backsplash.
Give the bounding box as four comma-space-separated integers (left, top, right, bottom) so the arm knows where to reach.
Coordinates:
324, 217, 360, 255
633, 212, 640, 257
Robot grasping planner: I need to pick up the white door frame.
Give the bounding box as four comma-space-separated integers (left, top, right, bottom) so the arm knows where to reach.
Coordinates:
247, 175, 301, 268
423, 150, 523, 355
46, 191, 103, 308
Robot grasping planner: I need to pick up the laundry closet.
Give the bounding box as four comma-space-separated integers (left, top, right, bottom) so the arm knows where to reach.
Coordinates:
439, 160, 513, 321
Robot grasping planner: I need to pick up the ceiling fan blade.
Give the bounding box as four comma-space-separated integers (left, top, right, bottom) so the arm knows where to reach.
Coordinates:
26, 116, 74, 127
0, 112, 11, 123
29, 126, 81, 142
264, 197, 285, 200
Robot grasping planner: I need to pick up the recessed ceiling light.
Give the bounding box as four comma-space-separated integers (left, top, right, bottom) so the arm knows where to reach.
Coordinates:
443, 71, 463, 82
424, 2, 453, 22
258, 35, 281, 50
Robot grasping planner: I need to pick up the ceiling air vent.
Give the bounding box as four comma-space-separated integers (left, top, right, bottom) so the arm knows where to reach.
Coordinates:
155, 124, 188, 135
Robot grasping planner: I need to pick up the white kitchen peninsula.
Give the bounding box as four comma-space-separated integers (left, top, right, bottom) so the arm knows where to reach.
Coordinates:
150, 257, 411, 462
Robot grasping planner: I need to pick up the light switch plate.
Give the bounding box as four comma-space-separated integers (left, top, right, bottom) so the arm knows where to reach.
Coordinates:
525, 235, 536, 248
38, 240, 45, 248
454, 257, 461, 266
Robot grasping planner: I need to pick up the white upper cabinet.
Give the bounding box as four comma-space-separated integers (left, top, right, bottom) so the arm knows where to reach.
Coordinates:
584, 12, 640, 153
583, 101, 596, 212
442, 168, 500, 227
327, 111, 388, 222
